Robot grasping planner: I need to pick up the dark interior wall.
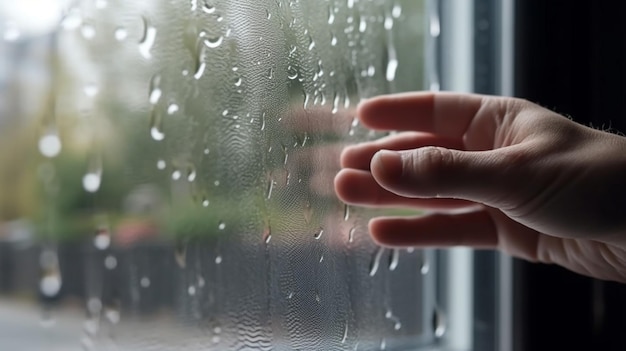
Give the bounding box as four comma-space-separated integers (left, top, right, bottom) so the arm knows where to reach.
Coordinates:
514, 2, 626, 351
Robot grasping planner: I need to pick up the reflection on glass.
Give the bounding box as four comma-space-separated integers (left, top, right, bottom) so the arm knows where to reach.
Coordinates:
0, 0, 432, 350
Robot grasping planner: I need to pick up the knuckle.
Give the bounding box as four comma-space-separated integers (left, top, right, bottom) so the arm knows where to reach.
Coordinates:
410, 146, 453, 183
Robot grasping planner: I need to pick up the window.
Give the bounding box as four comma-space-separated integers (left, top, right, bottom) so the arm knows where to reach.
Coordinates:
0, 0, 510, 350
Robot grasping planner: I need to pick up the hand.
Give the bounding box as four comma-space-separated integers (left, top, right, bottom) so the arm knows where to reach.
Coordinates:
334, 92, 626, 283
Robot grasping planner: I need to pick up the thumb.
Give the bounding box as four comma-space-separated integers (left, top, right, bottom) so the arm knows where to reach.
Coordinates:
370, 146, 522, 208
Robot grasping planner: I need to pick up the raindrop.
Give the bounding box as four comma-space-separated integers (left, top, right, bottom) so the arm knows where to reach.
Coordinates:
328, 7, 335, 24
114, 27, 128, 41
266, 178, 274, 199
157, 159, 166, 170
188, 285, 196, 295
175, 241, 187, 268
267, 67, 274, 80
87, 298, 102, 314
167, 103, 179, 115
202, 1, 216, 14
204, 148, 210, 155
148, 74, 162, 104
104, 255, 117, 269
40, 272, 62, 297
420, 257, 430, 274
359, 18, 367, 32
38, 132, 62, 158
171, 170, 182, 180
203, 35, 224, 48
386, 59, 398, 82
341, 321, 348, 344
343, 203, 350, 220
369, 247, 384, 276
308, 38, 316, 51
191, 0, 198, 11
392, 4, 402, 18
388, 248, 399, 271
380, 338, 386, 350
93, 228, 110, 249
218, 222, 225, 230
150, 110, 165, 141
384, 16, 394, 30
198, 276, 206, 287
319, 254, 324, 263
186, 165, 197, 182
433, 308, 447, 337
82, 172, 102, 193
287, 66, 298, 80
430, 12, 441, 37
266, 9, 272, 19
105, 308, 120, 324
84, 83, 99, 97
314, 227, 324, 240
348, 227, 356, 243
234, 77, 242, 86
81, 24, 96, 39
263, 223, 272, 244
215, 255, 223, 264
287, 292, 294, 299
367, 65, 376, 77
331, 34, 338, 46
202, 199, 210, 207
139, 17, 157, 59
140, 277, 150, 288
347, 0, 354, 9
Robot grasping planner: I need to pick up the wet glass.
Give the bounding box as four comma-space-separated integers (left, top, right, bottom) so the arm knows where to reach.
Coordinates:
0, 1, 437, 350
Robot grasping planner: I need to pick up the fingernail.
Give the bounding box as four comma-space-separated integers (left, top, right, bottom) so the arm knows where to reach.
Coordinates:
373, 150, 403, 176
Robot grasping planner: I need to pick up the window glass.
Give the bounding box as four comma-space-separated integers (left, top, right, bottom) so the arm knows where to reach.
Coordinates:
0, 0, 434, 349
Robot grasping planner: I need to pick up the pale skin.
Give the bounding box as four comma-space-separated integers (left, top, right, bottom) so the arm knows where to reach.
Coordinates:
334, 92, 626, 283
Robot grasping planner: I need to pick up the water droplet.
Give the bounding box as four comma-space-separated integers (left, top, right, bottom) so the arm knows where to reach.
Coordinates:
204, 148, 210, 155
218, 222, 225, 230
367, 65, 376, 77
149, 75, 162, 104
343, 203, 350, 220
186, 165, 197, 182
139, 17, 157, 59
87, 297, 102, 314
388, 248, 399, 271
202, 199, 210, 207
150, 110, 165, 141
287, 66, 298, 80
267, 67, 274, 79
328, 7, 335, 24
40, 272, 62, 297
263, 223, 272, 244
392, 4, 402, 18
198, 276, 206, 287
190, 0, 198, 11
93, 228, 110, 249
167, 103, 179, 115
287, 291, 294, 299
104, 255, 117, 269
171, 170, 182, 180
433, 308, 447, 337
81, 24, 96, 39
384, 16, 394, 30
105, 308, 120, 324
314, 227, 324, 240
202, 1, 216, 13
348, 227, 356, 243
359, 18, 367, 32
82, 172, 102, 193
114, 27, 128, 41
266, 178, 275, 199
420, 257, 430, 274
157, 159, 166, 170
386, 59, 398, 82
215, 255, 222, 264
234, 77, 242, 87
430, 12, 441, 37
175, 241, 187, 268
308, 38, 316, 51
188, 285, 196, 295
140, 277, 150, 288
304, 201, 313, 224
380, 338, 386, 350
84, 83, 99, 97
266, 9, 272, 19
347, 0, 355, 9
341, 321, 348, 344
203, 35, 223, 48
369, 247, 384, 276
331, 34, 338, 46
38, 133, 62, 158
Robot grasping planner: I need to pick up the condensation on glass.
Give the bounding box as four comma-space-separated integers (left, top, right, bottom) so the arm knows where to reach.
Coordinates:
0, 0, 435, 350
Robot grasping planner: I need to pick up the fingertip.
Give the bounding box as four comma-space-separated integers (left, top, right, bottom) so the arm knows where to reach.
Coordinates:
334, 169, 360, 203
339, 145, 357, 168
371, 150, 403, 185
368, 218, 404, 248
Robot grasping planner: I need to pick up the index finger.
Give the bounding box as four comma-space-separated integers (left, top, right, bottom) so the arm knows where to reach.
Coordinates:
357, 92, 488, 139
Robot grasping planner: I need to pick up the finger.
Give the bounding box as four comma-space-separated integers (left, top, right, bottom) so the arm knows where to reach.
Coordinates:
358, 92, 492, 139
370, 145, 528, 209
369, 209, 498, 248
341, 132, 464, 170
334, 169, 474, 209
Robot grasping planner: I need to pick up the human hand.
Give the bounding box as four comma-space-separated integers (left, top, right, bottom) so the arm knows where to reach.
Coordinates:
334, 92, 626, 283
